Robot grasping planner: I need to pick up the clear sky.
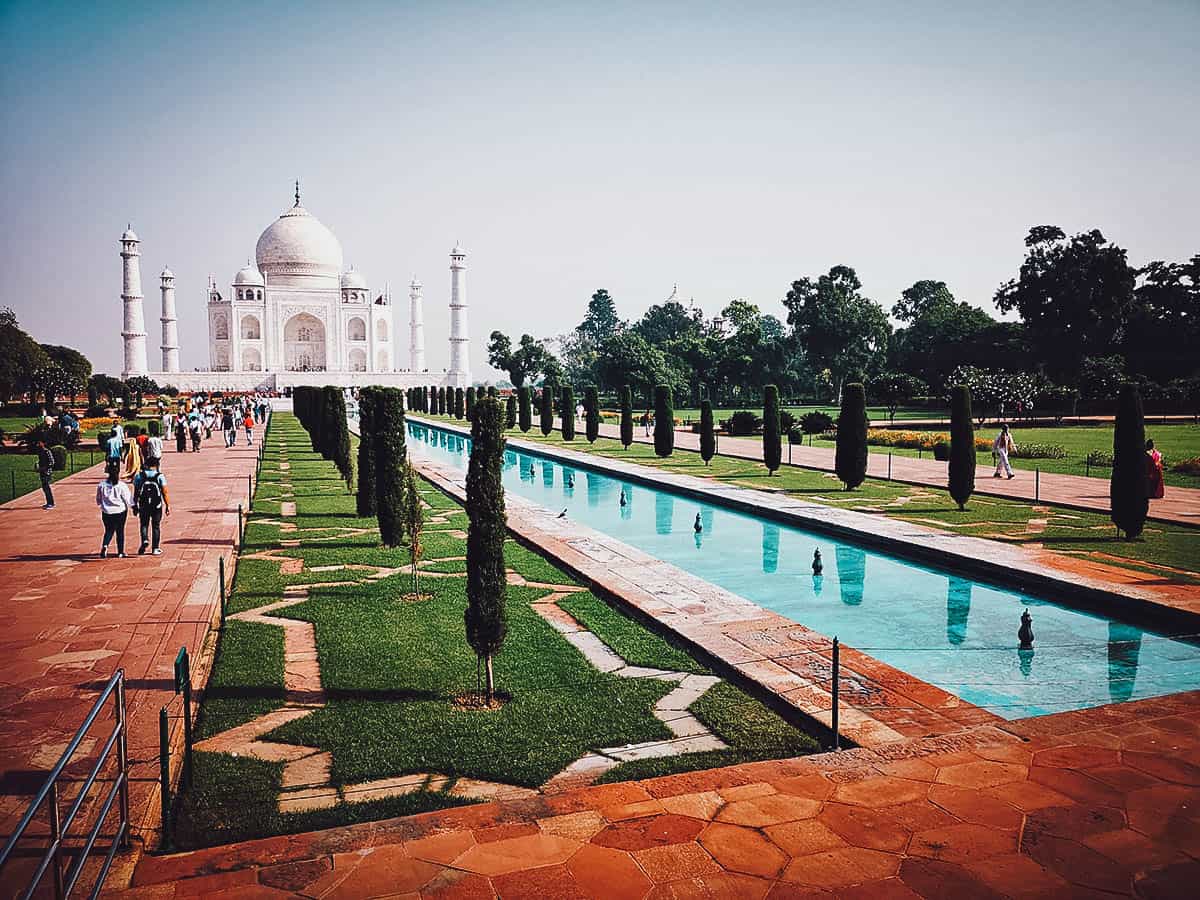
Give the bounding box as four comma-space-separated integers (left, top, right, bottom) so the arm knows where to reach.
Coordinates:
2, 0, 1197, 377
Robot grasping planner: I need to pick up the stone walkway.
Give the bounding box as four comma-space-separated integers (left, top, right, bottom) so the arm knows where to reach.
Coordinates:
0, 426, 260, 863
114, 689, 1200, 898
592, 421, 1200, 526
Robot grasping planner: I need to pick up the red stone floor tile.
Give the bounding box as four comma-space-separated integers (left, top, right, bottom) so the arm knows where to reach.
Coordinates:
649, 872, 773, 900
897, 856, 1006, 900
814, 803, 911, 853
697, 822, 788, 879
564, 843, 651, 900
592, 813, 705, 851
491, 863, 585, 899
780, 847, 901, 888
632, 841, 722, 883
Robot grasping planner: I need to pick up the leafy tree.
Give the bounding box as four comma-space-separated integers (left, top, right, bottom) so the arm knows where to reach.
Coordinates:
578, 289, 622, 345
517, 386, 532, 431
994, 226, 1137, 381
654, 385, 673, 457
949, 366, 1039, 424
454, 387, 465, 419
619, 385, 633, 448
465, 386, 476, 421
356, 386, 378, 517
89, 373, 125, 406
834, 383, 868, 490
31, 364, 80, 404
584, 386, 599, 443
763, 385, 781, 474
402, 459, 424, 596
869, 372, 927, 424
948, 385, 975, 510
800, 411, 833, 441
374, 388, 408, 546
505, 394, 517, 429
465, 397, 508, 700
0, 307, 49, 400
592, 331, 679, 403
487, 331, 558, 387
785, 266, 891, 403
539, 384, 554, 436
1123, 256, 1200, 384
699, 399, 715, 465
1078, 355, 1127, 401
892, 279, 957, 323
41, 344, 92, 400
635, 299, 703, 345
1110, 385, 1148, 539
561, 386, 575, 440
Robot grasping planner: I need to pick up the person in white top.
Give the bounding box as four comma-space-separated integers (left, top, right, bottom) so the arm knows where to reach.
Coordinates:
993, 424, 1016, 479
95, 464, 134, 558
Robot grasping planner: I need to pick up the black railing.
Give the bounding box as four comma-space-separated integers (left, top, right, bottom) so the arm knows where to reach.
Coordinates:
0, 669, 130, 899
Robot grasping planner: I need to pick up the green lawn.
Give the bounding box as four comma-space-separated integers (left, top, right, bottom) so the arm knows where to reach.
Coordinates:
657, 405, 938, 424
176, 413, 817, 849
806, 423, 1200, 489
420, 414, 1199, 578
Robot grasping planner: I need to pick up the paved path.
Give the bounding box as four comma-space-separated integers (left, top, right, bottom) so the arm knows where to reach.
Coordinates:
0, 427, 260, 872
595, 422, 1200, 526
114, 689, 1200, 898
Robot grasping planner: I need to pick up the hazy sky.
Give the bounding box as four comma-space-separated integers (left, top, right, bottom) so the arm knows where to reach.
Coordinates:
2, 0, 1197, 377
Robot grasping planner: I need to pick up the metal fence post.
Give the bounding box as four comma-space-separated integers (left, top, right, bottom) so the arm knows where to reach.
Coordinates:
247, 473, 253, 504
158, 706, 171, 851
831, 637, 840, 752
238, 502, 244, 551
181, 652, 193, 788
219, 556, 226, 620
1035, 468, 1040, 502
887, 453, 892, 480
48, 782, 64, 898
10, 471, 15, 501
116, 672, 130, 849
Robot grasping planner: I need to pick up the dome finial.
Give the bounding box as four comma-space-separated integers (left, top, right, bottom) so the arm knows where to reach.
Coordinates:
294, 179, 301, 207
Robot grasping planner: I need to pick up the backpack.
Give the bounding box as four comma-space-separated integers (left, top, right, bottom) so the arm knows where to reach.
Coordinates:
137, 473, 164, 511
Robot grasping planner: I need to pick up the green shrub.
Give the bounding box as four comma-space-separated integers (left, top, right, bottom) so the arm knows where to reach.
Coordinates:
763, 385, 781, 475
1085, 449, 1114, 468
654, 385, 673, 457
948, 384, 975, 510
465, 397, 508, 699
518, 386, 532, 432
584, 386, 599, 443
834, 384, 868, 490
561, 386, 575, 441
540, 384, 554, 436
1010, 443, 1068, 460
800, 411, 833, 437
1111, 385, 1147, 539
505, 394, 517, 429
619, 386, 633, 448
725, 410, 760, 436
50, 445, 67, 470
699, 400, 715, 465
933, 441, 951, 461
1171, 457, 1200, 475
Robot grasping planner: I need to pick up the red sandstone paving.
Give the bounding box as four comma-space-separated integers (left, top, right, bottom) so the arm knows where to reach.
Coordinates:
104, 691, 1200, 898
0, 433, 258, 855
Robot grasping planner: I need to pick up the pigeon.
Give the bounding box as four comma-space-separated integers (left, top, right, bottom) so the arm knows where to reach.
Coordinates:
557, 509, 568, 518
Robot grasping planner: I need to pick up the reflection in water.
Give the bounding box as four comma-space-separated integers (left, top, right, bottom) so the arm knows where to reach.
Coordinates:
762, 522, 780, 575
694, 531, 703, 550
503, 450, 517, 472
1107, 622, 1143, 702
701, 508, 714, 533
586, 472, 602, 508
1018, 648, 1035, 678
620, 483, 633, 520
519, 456, 534, 482
836, 546, 865, 606
655, 492, 674, 535
946, 576, 972, 646
812, 575, 824, 596
542, 462, 554, 487
563, 466, 576, 495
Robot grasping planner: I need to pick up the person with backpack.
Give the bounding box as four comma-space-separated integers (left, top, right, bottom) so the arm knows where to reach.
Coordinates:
35, 440, 56, 509
222, 407, 236, 448
174, 413, 187, 453
95, 463, 133, 557
132, 463, 170, 554
189, 414, 203, 452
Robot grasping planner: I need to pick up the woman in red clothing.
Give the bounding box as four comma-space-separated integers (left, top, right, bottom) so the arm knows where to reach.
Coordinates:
1145, 439, 1165, 500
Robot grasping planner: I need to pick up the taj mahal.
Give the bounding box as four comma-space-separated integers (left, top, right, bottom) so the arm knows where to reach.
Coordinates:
118, 183, 471, 392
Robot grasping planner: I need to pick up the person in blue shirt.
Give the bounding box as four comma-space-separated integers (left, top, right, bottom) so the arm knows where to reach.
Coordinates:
132, 464, 171, 554
105, 430, 123, 465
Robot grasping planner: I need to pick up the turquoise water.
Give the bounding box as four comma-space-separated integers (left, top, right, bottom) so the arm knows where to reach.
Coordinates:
407, 422, 1200, 720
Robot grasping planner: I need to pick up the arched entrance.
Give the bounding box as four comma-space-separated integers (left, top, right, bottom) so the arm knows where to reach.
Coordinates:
284, 313, 326, 371
349, 348, 367, 371
241, 347, 263, 371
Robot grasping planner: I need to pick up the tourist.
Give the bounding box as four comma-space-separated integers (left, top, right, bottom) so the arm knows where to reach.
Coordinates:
133, 461, 170, 555
145, 430, 164, 467
161, 409, 173, 437
34, 440, 55, 510
642, 411, 651, 436
243, 410, 255, 445
1146, 440, 1165, 500
95, 464, 133, 557
993, 424, 1015, 479
123, 431, 143, 482
105, 429, 124, 467
174, 413, 187, 453
111, 417, 125, 444
42, 407, 55, 427
222, 407, 236, 448
189, 414, 203, 452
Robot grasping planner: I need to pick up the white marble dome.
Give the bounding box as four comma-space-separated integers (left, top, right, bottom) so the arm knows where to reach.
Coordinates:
340, 268, 367, 289
234, 263, 264, 286
255, 203, 343, 278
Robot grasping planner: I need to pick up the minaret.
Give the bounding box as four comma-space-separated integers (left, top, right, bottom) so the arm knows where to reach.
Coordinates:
448, 243, 470, 385
159, 267, 180, 372
409, 276, 426, 372
120, 226, 149, 377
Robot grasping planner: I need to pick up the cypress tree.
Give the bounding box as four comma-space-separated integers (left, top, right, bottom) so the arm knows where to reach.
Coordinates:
319, 386, 340, 460
403, 459, 424, 597
561, 385, 575, 440
437, 386, 445, 415
505, 394, 517, 429
454, 387, 465, 419
584, 386, 599, 443
654, 385, 674, 457
323, 386, 353, 489
518, 386, 532, 432
834, 383, 868, 490
465, 397, 508, 700
374, 388, 408, 547
700, 399, 715, 465
948, 384, 976, 510
465, 386, 476, 421
487, 386, 498, 399
540, 384, 554, 436
356, 386, 378, 517
1111, 385, 1148, 539
308, 386, 325, 454
620, 385, 633, 449
763, 384, 781, 475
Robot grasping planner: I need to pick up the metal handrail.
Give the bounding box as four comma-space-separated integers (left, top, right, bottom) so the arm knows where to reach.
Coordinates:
0, 668, 130, 900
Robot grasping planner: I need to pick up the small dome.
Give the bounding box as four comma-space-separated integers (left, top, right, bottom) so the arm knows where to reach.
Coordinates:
160, 267, 175, 279
255, 201, 343, 278
234, 264, 265, 286
340, 268, 367, 290
122, 226, 139, 242
450, 243, 466, 257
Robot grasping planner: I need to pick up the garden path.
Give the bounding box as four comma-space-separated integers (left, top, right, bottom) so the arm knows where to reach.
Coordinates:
593, 422, 1200, 525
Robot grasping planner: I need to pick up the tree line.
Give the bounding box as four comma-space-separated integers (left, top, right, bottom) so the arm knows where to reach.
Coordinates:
486, 227, 1199, 414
